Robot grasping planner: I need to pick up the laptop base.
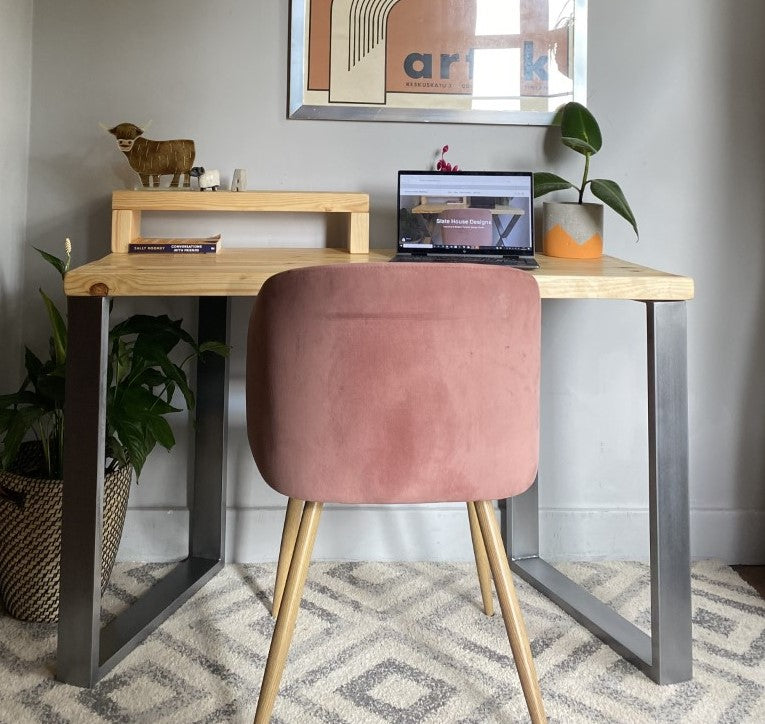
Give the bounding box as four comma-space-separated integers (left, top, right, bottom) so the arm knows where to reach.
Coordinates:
390, 253, 538, 269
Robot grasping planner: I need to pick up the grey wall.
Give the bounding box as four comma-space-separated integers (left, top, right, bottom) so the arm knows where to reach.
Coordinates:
0, 0, 32, 385
19, 0, 765, 562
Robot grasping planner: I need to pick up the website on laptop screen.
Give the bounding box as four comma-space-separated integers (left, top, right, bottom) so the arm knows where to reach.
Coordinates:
398, 171, 533, 255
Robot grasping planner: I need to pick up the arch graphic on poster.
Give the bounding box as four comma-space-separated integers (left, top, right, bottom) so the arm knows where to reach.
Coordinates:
329, 0, 402, 104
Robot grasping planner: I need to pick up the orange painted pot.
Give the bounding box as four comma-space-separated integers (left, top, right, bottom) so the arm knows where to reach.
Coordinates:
543, 202, 603, 259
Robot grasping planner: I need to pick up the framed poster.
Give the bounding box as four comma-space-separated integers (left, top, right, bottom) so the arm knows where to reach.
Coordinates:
289, 0, 587, 126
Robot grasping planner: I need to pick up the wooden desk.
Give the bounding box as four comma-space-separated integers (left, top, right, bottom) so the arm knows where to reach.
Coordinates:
64, 250, 692, 300
59, 249, 694, 688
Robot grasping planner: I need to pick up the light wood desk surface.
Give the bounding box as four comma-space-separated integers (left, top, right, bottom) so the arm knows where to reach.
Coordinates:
64, 249, 694, 301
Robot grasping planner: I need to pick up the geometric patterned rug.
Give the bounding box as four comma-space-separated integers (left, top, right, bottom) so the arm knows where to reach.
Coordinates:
0, 560, 763, 723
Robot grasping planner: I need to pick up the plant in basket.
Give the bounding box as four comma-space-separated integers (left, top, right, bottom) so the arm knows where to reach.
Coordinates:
0, 241, 228, 622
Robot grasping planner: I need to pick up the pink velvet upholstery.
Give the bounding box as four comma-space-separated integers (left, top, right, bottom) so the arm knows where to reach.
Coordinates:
246, 263, 540, 504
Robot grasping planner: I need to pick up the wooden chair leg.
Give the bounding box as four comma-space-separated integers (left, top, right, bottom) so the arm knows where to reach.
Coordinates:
474, 500, 546, 724
272, 497, 304, 618
467, 501, 494, 616
255, 501, 323, 724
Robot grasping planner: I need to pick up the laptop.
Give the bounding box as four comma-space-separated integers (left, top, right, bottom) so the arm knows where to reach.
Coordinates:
391, 170, 538, 268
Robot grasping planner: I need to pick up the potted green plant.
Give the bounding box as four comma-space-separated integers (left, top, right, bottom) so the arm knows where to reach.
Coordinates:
0, 241, 228, 622
534, 102, 638, 259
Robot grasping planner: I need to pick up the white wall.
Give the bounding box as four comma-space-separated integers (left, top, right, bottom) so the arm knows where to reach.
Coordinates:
0, 0, 32, 385
21, 1, 765, 563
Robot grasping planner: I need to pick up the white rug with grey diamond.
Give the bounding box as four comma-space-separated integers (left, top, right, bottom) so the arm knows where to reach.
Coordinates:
0, 560, 763, 723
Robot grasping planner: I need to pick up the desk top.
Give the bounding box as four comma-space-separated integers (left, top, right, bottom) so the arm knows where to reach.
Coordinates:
64, 249, 694, 301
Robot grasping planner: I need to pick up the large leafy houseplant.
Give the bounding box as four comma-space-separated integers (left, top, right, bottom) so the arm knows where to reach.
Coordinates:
533, 102, 638, 238
0, 242, 228, 489
0, 242, 227, 622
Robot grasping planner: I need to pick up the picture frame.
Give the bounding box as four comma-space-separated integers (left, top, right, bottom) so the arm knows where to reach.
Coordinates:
288, 0, 588, 126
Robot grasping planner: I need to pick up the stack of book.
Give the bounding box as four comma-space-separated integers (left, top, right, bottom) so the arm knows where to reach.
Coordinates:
128, 234, 221, 254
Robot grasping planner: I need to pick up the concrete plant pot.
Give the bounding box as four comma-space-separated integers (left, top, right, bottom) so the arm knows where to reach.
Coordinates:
543, 201, 604, 259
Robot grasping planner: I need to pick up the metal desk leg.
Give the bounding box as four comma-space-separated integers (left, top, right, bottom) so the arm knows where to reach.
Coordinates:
58, 296, 109, 686
57, 296, 230, 687
647, 301, 692, 683
190, 296, 230, 560
503, 300, 691, 685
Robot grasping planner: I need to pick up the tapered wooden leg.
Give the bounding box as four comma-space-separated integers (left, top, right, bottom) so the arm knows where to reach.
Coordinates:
474, 500, 546, 724
467, 501, 494, 616
272, 497, 304, 618
254, 501, 323, 724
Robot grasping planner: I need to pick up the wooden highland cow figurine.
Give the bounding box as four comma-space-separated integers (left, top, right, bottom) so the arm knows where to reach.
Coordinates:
106, 122, 195, 188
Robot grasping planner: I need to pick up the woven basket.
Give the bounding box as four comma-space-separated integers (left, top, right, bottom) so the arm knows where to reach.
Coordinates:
0, 446, 132, 623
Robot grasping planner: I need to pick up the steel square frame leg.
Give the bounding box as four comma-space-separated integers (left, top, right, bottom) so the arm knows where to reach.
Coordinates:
57, 296, 230, 687
502, 300, 692, 685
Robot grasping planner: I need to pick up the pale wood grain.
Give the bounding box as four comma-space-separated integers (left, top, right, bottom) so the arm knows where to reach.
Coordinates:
111, 209, 141, 252
112, 190, 370, 213
254, 501, 323, 724
475, 500, 547, 724
64, 250, 695, 300
64, 248, 392, 296
348, 212, 370, 254
272, 497, 304, 619
528, 254, 695, 300
467, 501, 494, 617
111, 190, 370, 254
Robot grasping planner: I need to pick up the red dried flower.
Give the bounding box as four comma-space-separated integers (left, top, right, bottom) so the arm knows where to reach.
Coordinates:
436, 145, 458, 173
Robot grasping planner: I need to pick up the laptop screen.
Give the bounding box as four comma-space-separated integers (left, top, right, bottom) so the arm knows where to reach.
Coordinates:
397, 171, 534, 256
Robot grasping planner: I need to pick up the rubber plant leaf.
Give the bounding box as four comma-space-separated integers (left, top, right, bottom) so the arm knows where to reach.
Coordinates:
533, 172, 576, 198
560, 102, 602, 156
589, 179, 639, 238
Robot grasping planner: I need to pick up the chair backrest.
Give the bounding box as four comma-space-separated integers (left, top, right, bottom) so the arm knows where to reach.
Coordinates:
247, 263, 540, 504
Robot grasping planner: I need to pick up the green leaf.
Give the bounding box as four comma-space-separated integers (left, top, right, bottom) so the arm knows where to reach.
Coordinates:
0, 390, 42, 408
157, 360, 194, 410
0, 407, 48, 470
105, 431, 128, 472
111, 314, 196, 352
24, 347, 45, 384
560, 102, 602, 156
110, 338, 132, 384
589, 179, 639, 238
111, 417, 151, 478
148, 416, 175, 450
36, 373, 66, 406
34, 247, 67, 279
39, 290, 67, 366
533, 172, 576, 199
114, 387, 179, 419
199, 340, 230, 357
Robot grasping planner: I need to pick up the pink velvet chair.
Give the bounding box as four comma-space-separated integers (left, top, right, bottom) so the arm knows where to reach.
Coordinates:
247, 263, 545, 723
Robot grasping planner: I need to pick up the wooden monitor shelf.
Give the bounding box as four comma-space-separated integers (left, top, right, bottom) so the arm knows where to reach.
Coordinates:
110, 190, 370, 254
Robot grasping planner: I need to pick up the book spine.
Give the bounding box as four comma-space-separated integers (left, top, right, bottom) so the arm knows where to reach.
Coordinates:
128, 244, 219, 254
